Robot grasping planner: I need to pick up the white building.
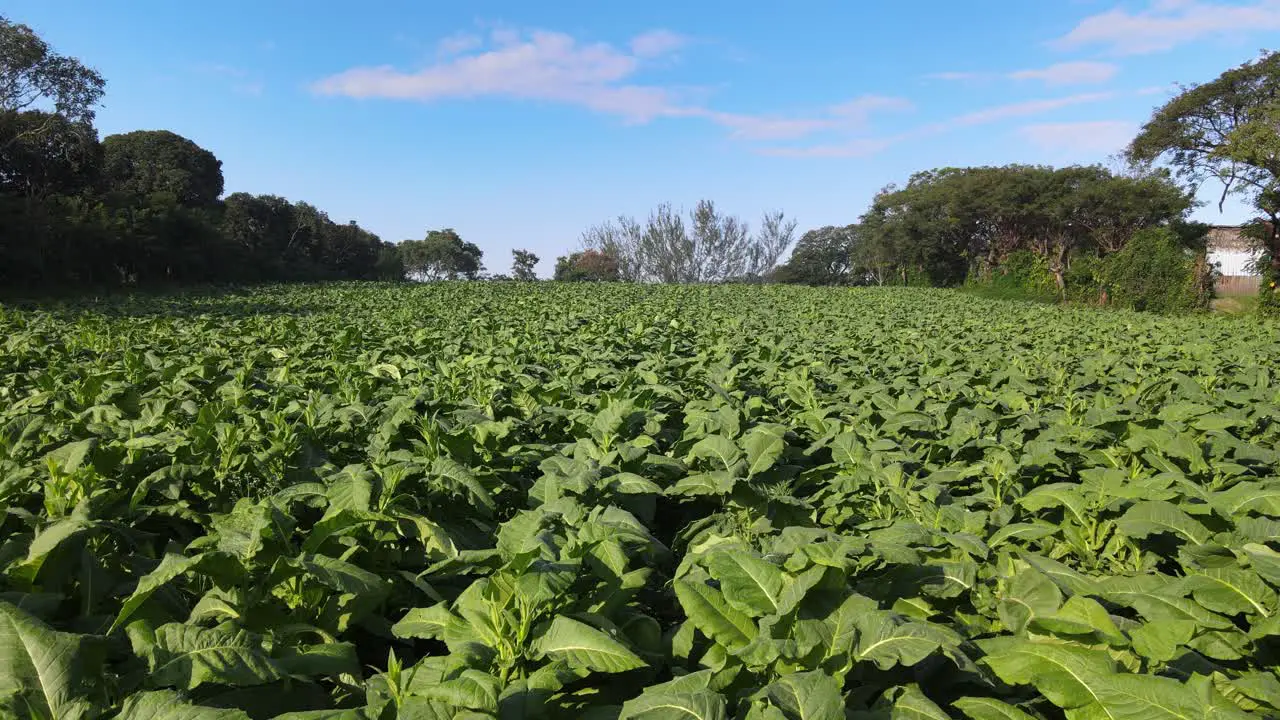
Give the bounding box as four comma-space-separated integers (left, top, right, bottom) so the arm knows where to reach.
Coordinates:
1207, 226, 1262, 295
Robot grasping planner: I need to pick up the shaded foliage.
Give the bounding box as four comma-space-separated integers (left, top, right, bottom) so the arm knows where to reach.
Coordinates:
554, 248, 622, 282
1128, 49, 1280, 312
580, 200, 795, 283
0, 20, 398, 290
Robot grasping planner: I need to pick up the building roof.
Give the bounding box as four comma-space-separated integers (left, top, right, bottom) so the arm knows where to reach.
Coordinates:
1206, 226, 1257, 252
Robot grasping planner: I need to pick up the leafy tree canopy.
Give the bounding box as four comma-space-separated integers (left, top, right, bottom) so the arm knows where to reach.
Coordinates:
102, 130, 224, 207
400, 228, 484, 281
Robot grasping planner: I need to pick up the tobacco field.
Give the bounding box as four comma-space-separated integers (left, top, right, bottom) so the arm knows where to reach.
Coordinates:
2, 282, 1280, 720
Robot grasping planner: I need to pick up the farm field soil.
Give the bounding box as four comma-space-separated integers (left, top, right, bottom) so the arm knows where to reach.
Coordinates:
2, 282, 1279, 719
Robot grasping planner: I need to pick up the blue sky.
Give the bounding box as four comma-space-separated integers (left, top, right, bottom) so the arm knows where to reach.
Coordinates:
9, 1, 1280, 276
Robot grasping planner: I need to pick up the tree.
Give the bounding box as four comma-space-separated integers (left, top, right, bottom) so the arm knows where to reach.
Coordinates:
0, 110, 100, 197
511, 248, 539, 280
856, 163, 1193, 292
400, 228, 483, 281
102, 130, 224, 206
1127, 50, 1280, 297
554, 249, 621, 281
0, 16, 105, 149
772, 225, 858, 285
579, 200, 795, 283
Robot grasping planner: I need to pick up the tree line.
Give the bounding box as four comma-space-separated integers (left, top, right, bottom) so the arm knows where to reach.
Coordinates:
0, 17, 408, 290
5, 12, 1276, 314
766, 50, 1280, 313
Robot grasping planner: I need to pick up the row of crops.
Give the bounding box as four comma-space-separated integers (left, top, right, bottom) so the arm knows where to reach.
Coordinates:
2, 282, 1279, 719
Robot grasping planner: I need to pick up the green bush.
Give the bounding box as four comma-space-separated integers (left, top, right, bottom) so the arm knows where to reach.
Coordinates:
965, 251, 1058, 302
1102, 227, 1207, 314
1064, 252, 1105, 305
1260, 252, 1279, 315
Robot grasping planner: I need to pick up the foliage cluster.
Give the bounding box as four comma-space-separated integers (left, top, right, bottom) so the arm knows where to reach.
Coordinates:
2, 282, 1279, 718
0, 15, 399, 290
578, 200, 796, 283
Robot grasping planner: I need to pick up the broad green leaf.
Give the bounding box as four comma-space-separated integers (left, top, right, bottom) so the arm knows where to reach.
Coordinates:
285, 553, 389, 599
534, 616, 646, 673
619, 690, 727, 720
852, 611, 948, 670
129, 623, 284, 690
1181, 567, 1277, 617
688, 436, 742, 472
673, 580, 756, 652
1019, 483, 1086, 519
741, 427, 785, 478
609, 472, 664, 495
669, 471, 736, 497
277, 642, 361, 678
116, 690, 252, 720
432, 458, 494, 511
112, 552, 231, 634
1090, 672, 1235, 720
997, 568, 1061, 634
1129, 619, 1196, 662
1033, 596, 1125, 644
952, 697, 1037, 720
987, 522, 1059, 548
704, 549, 785, 617
979, 638, 1115, 711
392, 604, 465, 641
1099, 576, 1233, 629
1243, 543, 1280, 586
1116, 501, 1210, 544
1019, 552, 1102, 596
889, 685, 949, 720
759, 671, 843, 720
411, 669, 500, 713
323, 466, 373, 515
45, 439, 95, 473
0, 600, 103, 720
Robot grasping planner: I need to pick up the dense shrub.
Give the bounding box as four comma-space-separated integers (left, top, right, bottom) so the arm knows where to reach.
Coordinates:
1102, 228, 1207, 314
964, 250, 1058, 302
1063, 252, 1105, 305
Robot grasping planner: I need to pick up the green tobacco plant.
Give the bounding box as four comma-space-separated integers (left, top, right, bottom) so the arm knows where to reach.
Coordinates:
0, 282, 1277, 718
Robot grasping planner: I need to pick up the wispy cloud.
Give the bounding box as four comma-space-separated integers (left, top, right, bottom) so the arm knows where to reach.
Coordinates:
436, 32, 483, 56
1018, 120, 1137, 154
629, 29, 687, 58
313, 28, 683, 122
760, 92, 1117, 158
940, 92, 1116, 128
756, 138, 895, 158
1054, 0, 1280, 54
313, 28, 910, 142
1009, 61, 1119, 86
196, 62, 266, 97
929, 62, 1118, 86
694, 95, 913, 141
925, 71, 985, 82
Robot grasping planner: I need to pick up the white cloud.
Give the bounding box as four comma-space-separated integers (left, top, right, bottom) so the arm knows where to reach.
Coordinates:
1018, 120, 1137, 154
313, 28, 682, 122
629, 29, 687, 58
756, 138, 895, 158
196, 63, 266, 97
762, 92, 1118, 159
1054, 0, 1280, 55
692, 96, 912, 140
1009, 61, 1119, 86
925, 71, 985, 81
314, 28, 910, 141
437, 32, 483, 56
940, 92, 1116, 128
